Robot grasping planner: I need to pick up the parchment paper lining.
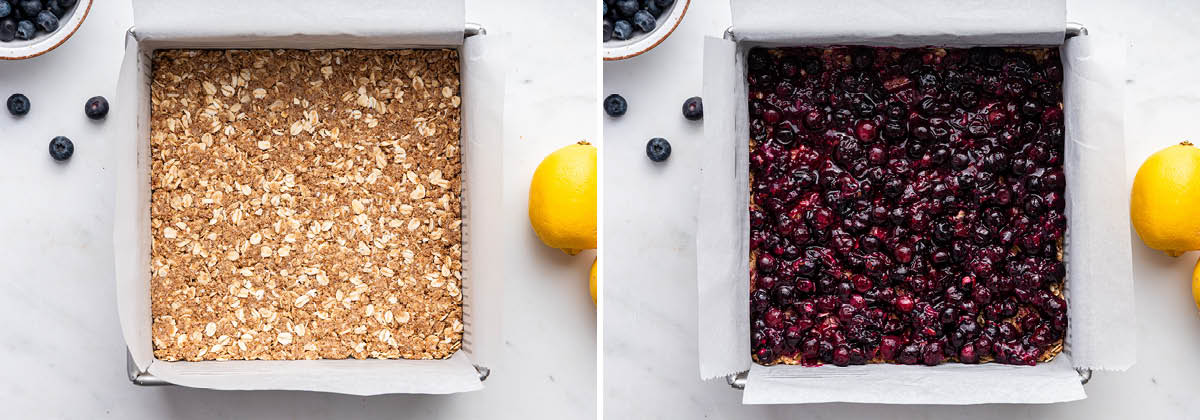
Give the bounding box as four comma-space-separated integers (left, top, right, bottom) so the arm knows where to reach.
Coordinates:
697, 0, 1133, 405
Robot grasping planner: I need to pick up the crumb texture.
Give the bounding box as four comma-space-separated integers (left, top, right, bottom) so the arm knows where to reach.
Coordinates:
149, 49, 463, 361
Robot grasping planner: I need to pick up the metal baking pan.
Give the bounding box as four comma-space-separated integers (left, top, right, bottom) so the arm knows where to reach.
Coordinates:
126, 22, 491, 387
723, 21, 1092, 391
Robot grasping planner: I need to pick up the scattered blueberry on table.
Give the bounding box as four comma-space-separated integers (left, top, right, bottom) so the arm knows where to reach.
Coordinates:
84, 96, 108, 120
682, 96, 702, 120
0, 0, 75, 43
604, 94, 627, 117
7, 93, 29, 115
646, 138, 671, 162
602, 0, 674, 42
48, 136, 73, 161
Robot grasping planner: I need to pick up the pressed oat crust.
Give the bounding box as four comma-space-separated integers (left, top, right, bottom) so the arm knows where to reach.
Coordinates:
149, 49, 463, 361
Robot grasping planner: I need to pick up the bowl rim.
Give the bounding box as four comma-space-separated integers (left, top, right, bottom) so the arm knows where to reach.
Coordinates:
603, 0, 690, 61
0, 0, 93, 60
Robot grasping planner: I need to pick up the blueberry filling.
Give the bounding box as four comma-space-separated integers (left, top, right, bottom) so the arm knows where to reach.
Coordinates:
748, 47, 1066, 367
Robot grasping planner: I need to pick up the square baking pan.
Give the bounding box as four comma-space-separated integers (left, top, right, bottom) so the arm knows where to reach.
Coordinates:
722, 24, 1092, 390
112, 0, 507, 396
697, 0, 1134, 405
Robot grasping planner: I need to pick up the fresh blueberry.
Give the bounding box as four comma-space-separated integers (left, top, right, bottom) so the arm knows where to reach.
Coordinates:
641, 0, 661, 17
0, 18, 15, 42
646, 138, 671, 162
601, 2, 607, 17
682, 96, 703, 120
14, 19, 32, 40
604, 94, 627, 117
615, 0, 638, 17
84, 96, 109, 120
49, 136, 73, 161
34, 10, 56, 32
631, 10, 656, 33
612, 20, 633, 40
57, 0, 73, 7
654, 0, 674, 7
6, 93, 29, 115
603, 19, 613, 42
46, 0, 63, 17
0, 1, 11, 19
16, 0, 37, 17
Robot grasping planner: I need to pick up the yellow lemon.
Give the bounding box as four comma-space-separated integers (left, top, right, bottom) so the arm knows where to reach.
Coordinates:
1193, 257, 1200, 311
590, 257, 598, 305
529, 142, 597, 255
1131, 141, 1200, 257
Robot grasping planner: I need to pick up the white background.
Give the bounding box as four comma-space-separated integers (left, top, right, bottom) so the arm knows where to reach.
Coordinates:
0, 1, 598, 418
604, 0, 1200, 418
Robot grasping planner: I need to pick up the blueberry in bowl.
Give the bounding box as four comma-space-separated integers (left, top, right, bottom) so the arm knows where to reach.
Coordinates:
0, 19, 14, 42
603, 0, 689, 60
0, 0, 91, 60
747, 46, 1067, 367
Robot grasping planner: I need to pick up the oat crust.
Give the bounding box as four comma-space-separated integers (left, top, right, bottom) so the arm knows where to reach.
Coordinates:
149, 49, 463, 361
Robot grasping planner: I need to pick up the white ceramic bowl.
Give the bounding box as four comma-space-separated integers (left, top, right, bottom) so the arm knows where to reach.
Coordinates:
603, 0, 689, 61
0, 0, 92, 60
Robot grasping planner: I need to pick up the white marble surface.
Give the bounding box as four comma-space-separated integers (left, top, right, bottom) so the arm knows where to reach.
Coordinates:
604, 0, 1200, 418
0, 1, 597, 418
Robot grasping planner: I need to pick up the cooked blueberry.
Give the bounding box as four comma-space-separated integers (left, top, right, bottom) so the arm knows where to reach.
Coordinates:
748, 46, 1065, 366
604, 94, 627, 117
14, 19, 32, 40
631, 10, 655, 33
615, 0, 638, 17
49, 136, 73, 161
34, 9, 56, 32
0, 1, 11, 19
682, 96, 703, 120
6, 93, 29, 115
84, 96, 109, 120
850, 48, 874, 69
612, 19, 633, 40
646, 137, 671, 162
0, 18, 15, 42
